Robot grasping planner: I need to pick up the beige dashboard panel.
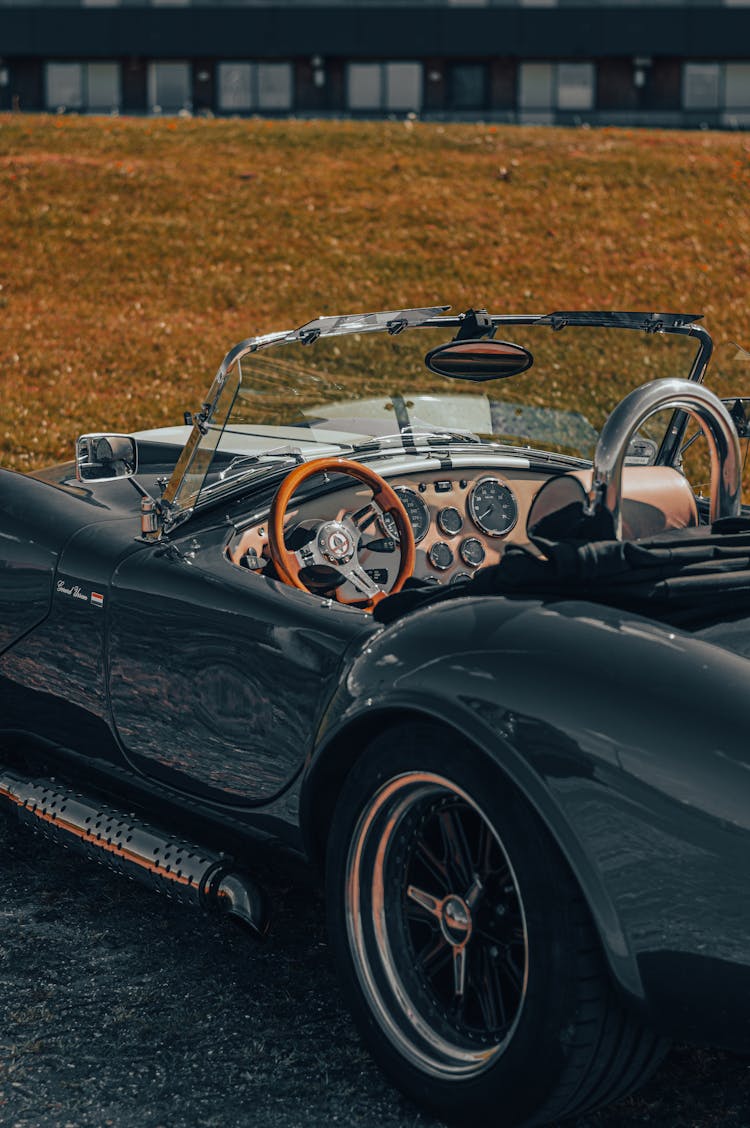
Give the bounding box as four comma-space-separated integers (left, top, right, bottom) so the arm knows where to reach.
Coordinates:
228, 463, 699, 590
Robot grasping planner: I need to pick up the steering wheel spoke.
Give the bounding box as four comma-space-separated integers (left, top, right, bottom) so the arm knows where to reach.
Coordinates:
334, 565, 389, 608
350, 500, 380, 532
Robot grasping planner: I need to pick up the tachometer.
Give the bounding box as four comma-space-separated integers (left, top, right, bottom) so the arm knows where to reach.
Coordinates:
379, 486, 431, 545
468, 478, 518, 537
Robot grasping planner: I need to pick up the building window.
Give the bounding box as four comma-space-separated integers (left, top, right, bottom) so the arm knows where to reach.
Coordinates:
348, 64, 381, 111
557, 63, 595, 111
519, 62, 595, 112
87, 64, 120, 111
683, 63, 721, 110
257, 63, 293, 110
218, 63, 253, 111
46, 63, 83, 111
347, 62, 422, 112
217, 63, 293, 112
148, 62, 191, 113
450, 64, 486, 110
725, 63, 750, 110
45, 62, 120, 112
518, 63, 554, 110
385, 63, 422, 111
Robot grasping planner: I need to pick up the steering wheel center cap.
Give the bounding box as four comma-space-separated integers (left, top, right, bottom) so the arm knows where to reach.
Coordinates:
318, 521, 356, 565
440, 895, 472, 947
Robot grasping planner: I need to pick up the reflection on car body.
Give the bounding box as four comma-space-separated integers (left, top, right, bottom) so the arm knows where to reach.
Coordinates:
1, 306, 750, 1128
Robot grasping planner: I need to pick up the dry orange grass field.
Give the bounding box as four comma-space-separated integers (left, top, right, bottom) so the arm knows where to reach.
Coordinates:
2, 116, 750, 1128
0, 114, 748, 472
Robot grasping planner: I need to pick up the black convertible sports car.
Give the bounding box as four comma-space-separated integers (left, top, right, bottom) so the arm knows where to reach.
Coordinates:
2, 307, 750, 1127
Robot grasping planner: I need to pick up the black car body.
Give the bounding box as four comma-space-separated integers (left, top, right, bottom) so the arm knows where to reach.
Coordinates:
1, 307, 749, 1127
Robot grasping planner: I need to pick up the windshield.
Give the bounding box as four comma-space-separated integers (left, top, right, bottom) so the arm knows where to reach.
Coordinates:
162, 310, 705, 519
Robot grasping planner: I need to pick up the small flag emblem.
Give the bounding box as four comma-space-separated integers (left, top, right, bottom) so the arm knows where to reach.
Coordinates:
91, 591, 104, 608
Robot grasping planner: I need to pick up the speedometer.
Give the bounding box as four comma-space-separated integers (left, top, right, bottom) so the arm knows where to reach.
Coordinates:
379, 486, 431, 545
468, 478, 518, 537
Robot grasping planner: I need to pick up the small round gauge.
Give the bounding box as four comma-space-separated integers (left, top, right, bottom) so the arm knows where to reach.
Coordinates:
468, 478, 518, 537
437, 506, 464, 537
379, 486, 431, 545
428, 542, 454, 571
450, 571, 472, 586
459, 537, 486, 568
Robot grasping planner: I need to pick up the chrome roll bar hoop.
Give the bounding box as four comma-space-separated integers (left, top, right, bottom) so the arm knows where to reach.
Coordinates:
589, 378, 742, 538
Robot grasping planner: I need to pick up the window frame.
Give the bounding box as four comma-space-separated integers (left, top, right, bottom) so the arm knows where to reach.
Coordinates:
346, 61, 423, 113
45, 61, 121, 113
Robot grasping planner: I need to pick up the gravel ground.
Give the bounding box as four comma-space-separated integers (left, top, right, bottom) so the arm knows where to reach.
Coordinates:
1, 811, 748, 1128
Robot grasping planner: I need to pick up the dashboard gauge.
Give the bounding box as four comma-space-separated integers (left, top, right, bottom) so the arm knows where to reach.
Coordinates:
428, 542, 454, 571
450, 571, 472, 585
459, 537, 486, 568
437, 506, 464, 537
379, 486, 431, 545
468, 478, 518, 537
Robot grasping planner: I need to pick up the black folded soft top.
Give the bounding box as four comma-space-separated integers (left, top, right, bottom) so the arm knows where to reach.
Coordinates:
375, 517, 750, 632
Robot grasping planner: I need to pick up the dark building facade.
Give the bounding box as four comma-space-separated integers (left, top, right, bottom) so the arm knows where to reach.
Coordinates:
1, 1, 749, 127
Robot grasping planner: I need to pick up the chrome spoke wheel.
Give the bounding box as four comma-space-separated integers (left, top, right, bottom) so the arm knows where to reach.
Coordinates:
344, 772, 528, 1079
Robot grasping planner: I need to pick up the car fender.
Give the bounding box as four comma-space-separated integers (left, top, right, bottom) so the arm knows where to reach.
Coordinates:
0, 469, 71, 655
0, 466, 143, 657
306, 594, 750, 1038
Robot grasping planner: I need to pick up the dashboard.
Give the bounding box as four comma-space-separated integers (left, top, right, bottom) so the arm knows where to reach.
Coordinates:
228, 463, 558, 594
228, 457, 701, 604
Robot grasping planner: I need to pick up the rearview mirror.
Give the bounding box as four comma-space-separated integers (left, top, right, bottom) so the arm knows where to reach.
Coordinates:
425, 339, 533, 382
76, 433, 138, 482
722, 397, 750, 439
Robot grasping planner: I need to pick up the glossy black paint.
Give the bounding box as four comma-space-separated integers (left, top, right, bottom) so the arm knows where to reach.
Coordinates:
1, 454, 750, 1053
0, 472, 59, 655
108, 518, 369, 803
0, 467, 135, 655
310, 595, 750, 1049
0, 467, 146, 758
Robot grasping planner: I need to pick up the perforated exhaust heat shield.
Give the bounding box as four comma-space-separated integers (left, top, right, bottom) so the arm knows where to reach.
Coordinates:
0, 770, 268, 937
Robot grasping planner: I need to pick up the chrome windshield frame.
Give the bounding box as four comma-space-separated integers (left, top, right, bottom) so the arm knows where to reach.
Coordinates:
159, 307, 710, 532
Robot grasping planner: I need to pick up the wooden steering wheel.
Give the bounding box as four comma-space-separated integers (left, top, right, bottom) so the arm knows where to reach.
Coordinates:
268, 458, 416, 611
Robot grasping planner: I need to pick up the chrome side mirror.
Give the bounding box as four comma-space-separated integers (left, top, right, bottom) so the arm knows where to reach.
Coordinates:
76, 433, 138, 482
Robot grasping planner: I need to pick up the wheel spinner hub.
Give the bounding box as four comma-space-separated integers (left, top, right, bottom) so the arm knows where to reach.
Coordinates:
440, 895, 472, 948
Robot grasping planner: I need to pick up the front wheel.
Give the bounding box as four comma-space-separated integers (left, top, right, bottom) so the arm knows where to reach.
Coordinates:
325, 725, 667, 1127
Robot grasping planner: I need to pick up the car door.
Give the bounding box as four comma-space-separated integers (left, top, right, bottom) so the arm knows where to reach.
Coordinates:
107, 524, 375, 805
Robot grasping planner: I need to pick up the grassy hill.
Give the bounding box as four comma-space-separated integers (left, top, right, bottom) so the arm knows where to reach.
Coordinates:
1, 115, 748, 471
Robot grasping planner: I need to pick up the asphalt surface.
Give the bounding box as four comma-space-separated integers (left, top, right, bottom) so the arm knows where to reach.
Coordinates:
1, 810, 748, 1128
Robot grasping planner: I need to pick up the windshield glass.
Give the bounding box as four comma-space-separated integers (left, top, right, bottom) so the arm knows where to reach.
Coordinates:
164, 312, 703, 517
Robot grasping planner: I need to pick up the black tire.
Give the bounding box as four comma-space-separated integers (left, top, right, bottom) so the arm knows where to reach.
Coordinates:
325, 723, 668, 1127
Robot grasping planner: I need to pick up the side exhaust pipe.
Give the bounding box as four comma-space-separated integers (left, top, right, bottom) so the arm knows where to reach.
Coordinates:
0, 769, 269, 938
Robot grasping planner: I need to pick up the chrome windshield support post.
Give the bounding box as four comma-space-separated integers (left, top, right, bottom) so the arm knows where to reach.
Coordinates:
140, 494, 164, 541
589, 378, 742, 539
